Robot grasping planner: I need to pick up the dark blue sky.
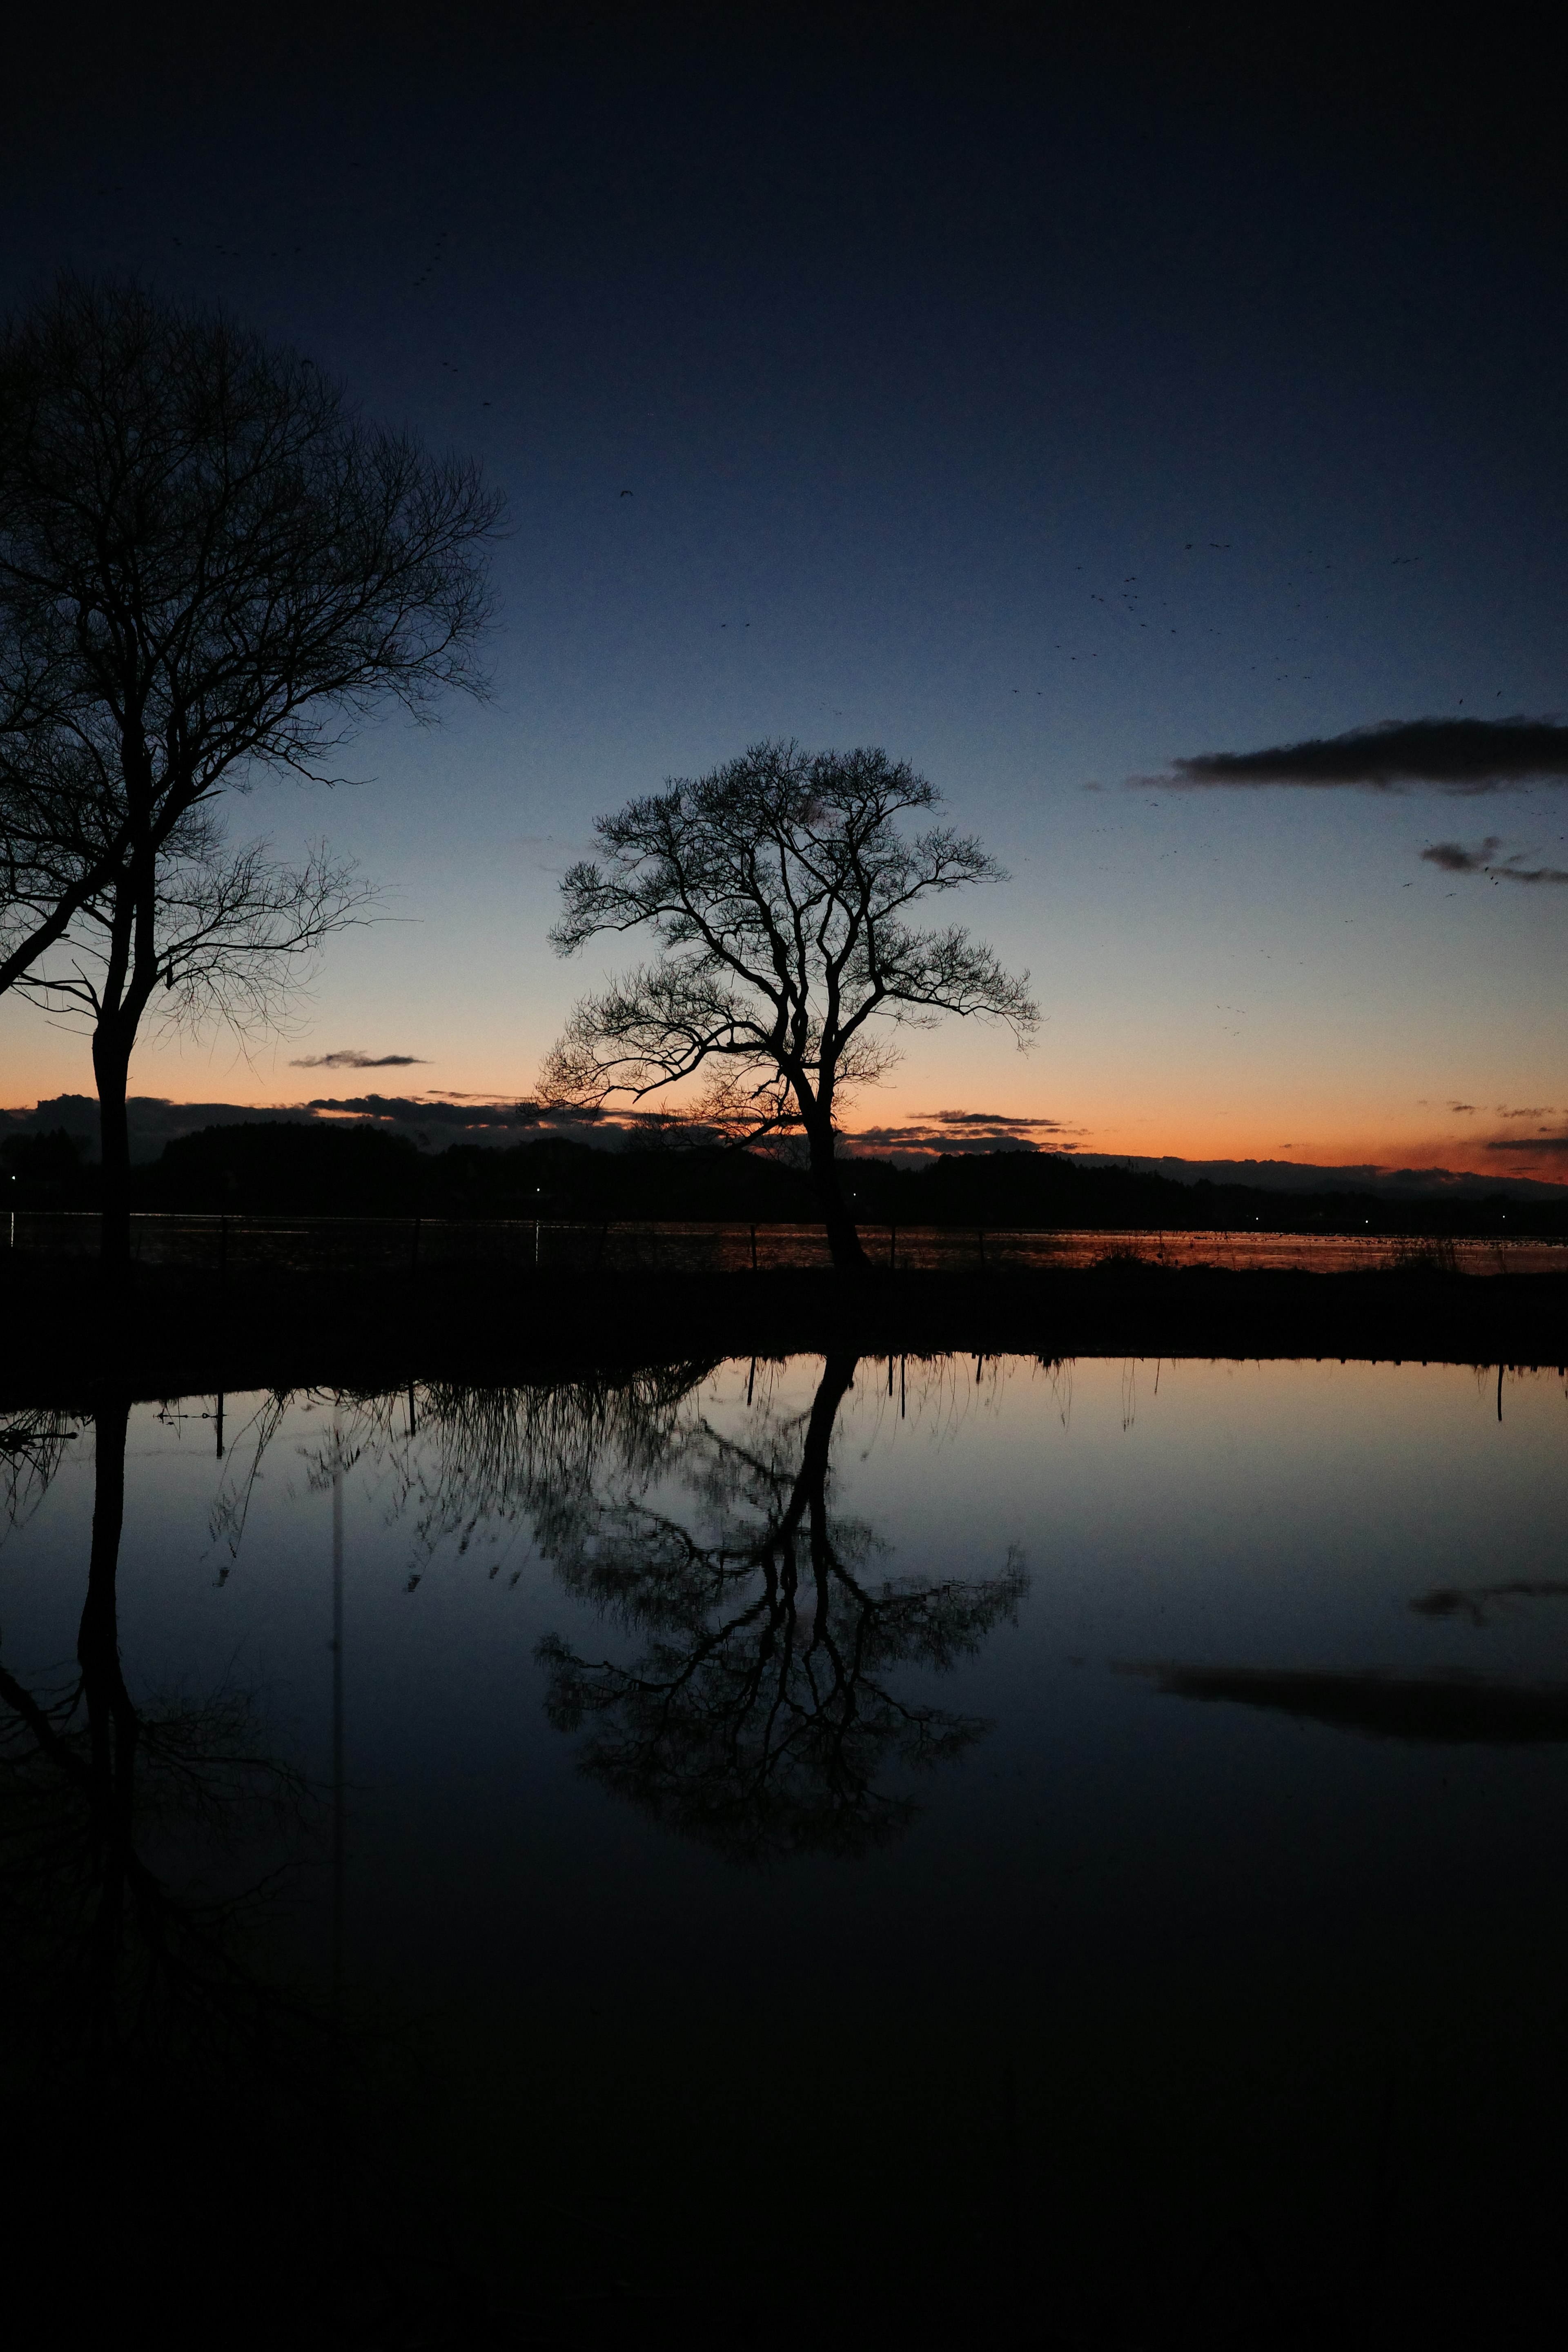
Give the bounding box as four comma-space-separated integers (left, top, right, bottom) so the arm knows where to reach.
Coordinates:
4, 6, 1565, 1172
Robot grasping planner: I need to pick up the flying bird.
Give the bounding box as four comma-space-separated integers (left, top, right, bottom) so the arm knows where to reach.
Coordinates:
620, 488, 634, 497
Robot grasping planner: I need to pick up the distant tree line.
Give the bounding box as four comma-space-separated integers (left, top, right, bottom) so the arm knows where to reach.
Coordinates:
4, 1118, 1560, 1237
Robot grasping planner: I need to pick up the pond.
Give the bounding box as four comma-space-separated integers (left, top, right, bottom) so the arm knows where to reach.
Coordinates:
5, 1353, 1568, 2346
13, 1209, 1568, 1277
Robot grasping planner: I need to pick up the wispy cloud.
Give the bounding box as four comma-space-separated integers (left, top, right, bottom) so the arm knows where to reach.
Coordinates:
289, 1049, 430, 1069
1153, 717, 1568, 793
1422, 837, 1568, 882
1489, 1132, 1568, 1154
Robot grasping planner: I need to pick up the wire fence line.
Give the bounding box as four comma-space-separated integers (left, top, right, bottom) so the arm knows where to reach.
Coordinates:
4, 1211, 1565, 1278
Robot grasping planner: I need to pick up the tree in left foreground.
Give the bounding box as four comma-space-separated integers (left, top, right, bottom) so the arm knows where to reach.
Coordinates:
0, 274, 501, 1267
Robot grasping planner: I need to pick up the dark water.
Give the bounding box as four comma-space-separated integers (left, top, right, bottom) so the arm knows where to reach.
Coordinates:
5, 1355, 1568, 2346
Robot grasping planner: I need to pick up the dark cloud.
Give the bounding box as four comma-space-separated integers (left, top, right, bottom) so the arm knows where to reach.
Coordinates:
305, 1094, 521, 1125
289, 1049, 430, 1068
0, 1094, 319, 1163
1489, 1131, 1568, 1155
302, 1095, 677, 1149
1449, 1102, 1476, 1114
843, 1107, 1082, 1162
918, 1109, 1072, 1129
1423, 838, 1499, 873
1489, 860, 1568, 884
1422, 837, 1568, 883
846, 1128, 1050, 1159
0, 1092, 637, 1162
1158, 717, 1568, 793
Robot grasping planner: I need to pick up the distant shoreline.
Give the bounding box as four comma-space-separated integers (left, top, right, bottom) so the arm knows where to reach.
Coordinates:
7, 1259, 1566, 1409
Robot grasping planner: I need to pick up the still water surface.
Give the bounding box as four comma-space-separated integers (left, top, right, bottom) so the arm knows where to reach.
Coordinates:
6, 1354, 1568, 2342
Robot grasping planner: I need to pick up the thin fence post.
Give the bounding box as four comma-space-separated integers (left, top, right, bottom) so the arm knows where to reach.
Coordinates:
890, 1223, 896, 1272
978, 1227, 986, 1272
411, 1212, 421, 1274
750, 1223, 757, 1272
218, 1212, 227, 1285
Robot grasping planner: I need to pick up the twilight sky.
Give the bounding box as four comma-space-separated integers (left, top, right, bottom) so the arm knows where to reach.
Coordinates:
3, 6, 1565, 1177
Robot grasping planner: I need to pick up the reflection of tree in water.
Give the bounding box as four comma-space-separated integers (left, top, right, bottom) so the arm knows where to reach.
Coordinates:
247, 1355, 1027, 1861
212, 1364, 715, 1589
0, 1400, 405, 2333
1, 1400, 310, 2046
196, 1357, 1025, 1860
534, 1353, 1029, 1861
387, 1363, 714, 1586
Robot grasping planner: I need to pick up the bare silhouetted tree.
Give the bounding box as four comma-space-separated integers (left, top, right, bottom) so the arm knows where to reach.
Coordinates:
0, 275, 501, 1264
542, 740, 1038, 1268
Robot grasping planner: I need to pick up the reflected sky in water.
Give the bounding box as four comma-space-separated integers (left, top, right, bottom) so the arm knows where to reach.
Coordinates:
7, 1354, 1568, 2012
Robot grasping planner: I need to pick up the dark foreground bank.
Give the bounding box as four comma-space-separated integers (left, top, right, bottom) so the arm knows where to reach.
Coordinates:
5, 1256, 1566, 1403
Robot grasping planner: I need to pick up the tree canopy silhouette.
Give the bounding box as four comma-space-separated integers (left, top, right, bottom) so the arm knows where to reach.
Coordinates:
542, 740, 1038, 1267
0, 275, 501, 1264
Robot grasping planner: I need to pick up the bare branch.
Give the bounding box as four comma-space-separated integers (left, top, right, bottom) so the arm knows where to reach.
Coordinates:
19, 827, 374, 1045
0, 274, 501, 1262
541, 740, 1038, 1266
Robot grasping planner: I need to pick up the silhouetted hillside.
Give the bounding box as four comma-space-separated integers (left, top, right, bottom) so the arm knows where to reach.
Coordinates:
144, 1121, 424, 1214
0, 1126, 95, 1208
105, 1125, 1568, 1239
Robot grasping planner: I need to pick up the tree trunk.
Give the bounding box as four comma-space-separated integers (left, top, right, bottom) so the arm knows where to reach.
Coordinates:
804, 1117, 869, 1272
80, 1392, 133, 1793
92, 1020, 135, 1275
79, 1391, 137, 2058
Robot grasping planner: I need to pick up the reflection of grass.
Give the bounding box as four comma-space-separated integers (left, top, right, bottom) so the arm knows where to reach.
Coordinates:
1385, 1236, 1461, 1276
1092, 1244, 1151, 1271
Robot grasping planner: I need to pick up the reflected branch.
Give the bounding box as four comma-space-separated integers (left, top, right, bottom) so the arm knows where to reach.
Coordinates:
535, 1354, 1029, 1860
0, 1408, 78, 1537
